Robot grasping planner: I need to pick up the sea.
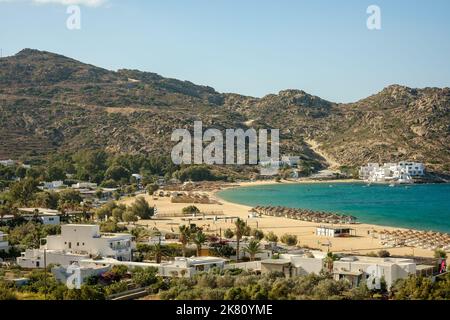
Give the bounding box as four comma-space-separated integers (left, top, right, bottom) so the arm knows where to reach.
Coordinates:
218, 182, 450, 233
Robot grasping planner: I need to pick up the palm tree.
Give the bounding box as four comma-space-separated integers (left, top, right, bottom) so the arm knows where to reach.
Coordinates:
244, 240, 262, 261
234, 218, 247, 262
179, 225, 191, 257
149, 243, 167, 263
324, 252, 336, 273
148, 229, 166, 263
192, 230, 207, 257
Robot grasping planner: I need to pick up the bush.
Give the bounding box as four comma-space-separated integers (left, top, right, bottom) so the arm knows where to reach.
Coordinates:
280, 234, 298, 246
265, 231, 278, 243
377, 250, 391, 258
250, 229, 265, 241
223, 228, 234, 239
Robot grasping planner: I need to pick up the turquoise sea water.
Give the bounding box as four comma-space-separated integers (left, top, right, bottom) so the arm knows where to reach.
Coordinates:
218, 183, 450, 233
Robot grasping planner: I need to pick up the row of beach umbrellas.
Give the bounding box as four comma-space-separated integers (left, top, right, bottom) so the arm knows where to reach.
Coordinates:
251, 206, 358, 225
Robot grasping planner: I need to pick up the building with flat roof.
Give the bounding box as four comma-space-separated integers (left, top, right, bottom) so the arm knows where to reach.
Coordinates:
18, 208, 61, 225
316, 226, 355, 238
17, 224, 135, 268
80, 256, 227, 278
333, 256, 416, 289
258, 251, 327, 278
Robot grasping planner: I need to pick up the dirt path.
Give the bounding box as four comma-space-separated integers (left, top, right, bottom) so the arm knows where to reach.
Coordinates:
304, 139, 341, 170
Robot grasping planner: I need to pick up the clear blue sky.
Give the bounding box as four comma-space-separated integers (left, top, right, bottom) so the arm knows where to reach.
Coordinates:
1, 0, 450, 102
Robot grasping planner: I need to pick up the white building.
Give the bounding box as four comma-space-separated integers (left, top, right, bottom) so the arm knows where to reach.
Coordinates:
52, 263, 111, 286
281, 156, 301, 167
80, 256, 227, 278
42, 181, 65, 190
0, 231, 9, 252
359, 161, 425, 183
399, 161, 425, 177
333, 256, 417, 289
17, 224, 135, 268
231, 250, 326, 278
71, 182, 98, 189
316, 226, 355, 238
0, 159, 15, 167
18, 208, 61, 225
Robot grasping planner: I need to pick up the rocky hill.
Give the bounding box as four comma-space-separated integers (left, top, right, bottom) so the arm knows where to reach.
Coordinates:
0, 49, 449, 175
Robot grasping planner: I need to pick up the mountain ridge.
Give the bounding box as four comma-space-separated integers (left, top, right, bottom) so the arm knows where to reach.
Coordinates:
0, 49, 449, 175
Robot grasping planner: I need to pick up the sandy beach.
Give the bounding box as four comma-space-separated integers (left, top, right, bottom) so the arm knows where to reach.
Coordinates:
121, 180, 440, 259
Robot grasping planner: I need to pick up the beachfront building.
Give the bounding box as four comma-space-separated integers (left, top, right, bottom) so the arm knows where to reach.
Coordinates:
332, 256, 417, 289
17, 224, 135, 268
316, 226, 355, 238
0, 231, 9, 252
359, 161, 425, 183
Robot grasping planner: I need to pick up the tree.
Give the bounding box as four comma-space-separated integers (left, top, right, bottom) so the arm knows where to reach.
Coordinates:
280, 234, 298, 246
58, 189, 83, 206
132, 267, 158, 287
234, 218, 247, 262
122, 210, 138, 224
33, 191, 60, 210
9, 178, 39, 205
265, 231, 278, 243
95, 202, 117, 221
147, 184, 159, 195
244, 240, 262, 261
210, 242, 235, 258
47, 166, 66, 181
179, 225, 192, 257
128, 197, 154, 219
182, 205, 200, 215
250, 229, 265, 241
224, 228, 234, 239
192, 230, 207, 257
434, 249, 448, 259
72, 150, 108, 183
111, 206, 126, 222
105, 165, 130, 182
130, 227, 150, 242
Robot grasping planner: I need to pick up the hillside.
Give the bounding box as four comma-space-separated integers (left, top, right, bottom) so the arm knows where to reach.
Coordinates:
0, 49, 449, 175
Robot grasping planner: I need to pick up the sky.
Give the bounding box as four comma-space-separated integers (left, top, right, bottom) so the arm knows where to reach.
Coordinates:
0, 0, 450, 102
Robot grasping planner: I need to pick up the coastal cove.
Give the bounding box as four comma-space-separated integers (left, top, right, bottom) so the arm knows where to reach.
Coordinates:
218, 182, 450, 233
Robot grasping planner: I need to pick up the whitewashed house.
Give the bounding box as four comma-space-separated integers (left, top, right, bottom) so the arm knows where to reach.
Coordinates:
17, 224, 135, 268
333, 256, 417, 289
71, 182, 98, 189
0, 159, 15, 167
360, 161, 425, 183
399, 161, 425, 177
79, 256, 227, 278
42, 181, 65, 190
18, 208, 61, 225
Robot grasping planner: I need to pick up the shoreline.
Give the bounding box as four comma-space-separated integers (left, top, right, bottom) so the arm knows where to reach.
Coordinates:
121, 179, 448, 260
